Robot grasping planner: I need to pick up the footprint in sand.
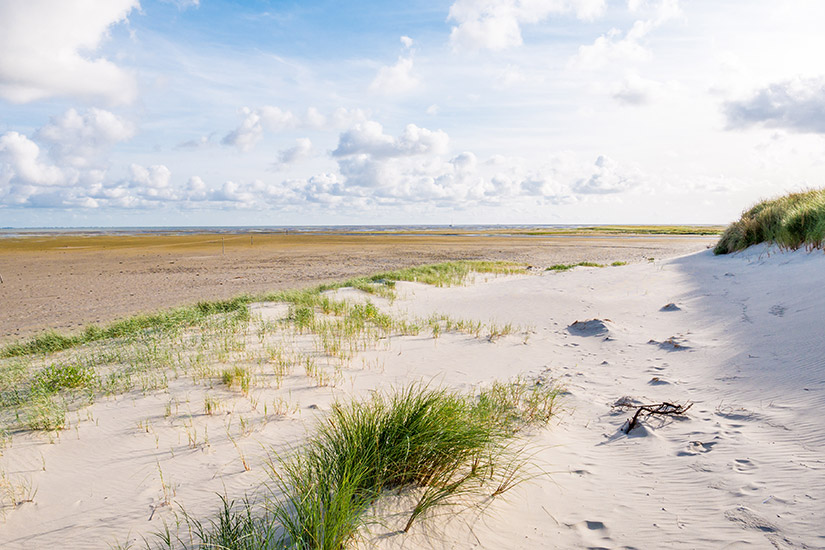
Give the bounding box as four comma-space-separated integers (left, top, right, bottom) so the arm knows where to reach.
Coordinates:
732, 458, 757, 472
677, 440, 717, 456
769, 304, 786, 317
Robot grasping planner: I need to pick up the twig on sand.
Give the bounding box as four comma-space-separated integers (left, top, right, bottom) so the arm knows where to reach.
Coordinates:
619, 402, 693, 433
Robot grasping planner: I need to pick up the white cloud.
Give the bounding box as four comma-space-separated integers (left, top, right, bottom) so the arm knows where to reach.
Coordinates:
571, 155, 642, 194
276, 138, 313, 165
222, 106, 366, 151
370, 56, 419, 95
574, 0, 680, 68
724, 77, 825, 134
370, 38, 419, 95
333, 122, 449, 158
36, 108, 134, 168
448, 0, 606, 52
125, 164, 175, 202
329, 107, 369, 129
611, 73, 662, 105
0, 132, 65, 187
0, 0, 139, 104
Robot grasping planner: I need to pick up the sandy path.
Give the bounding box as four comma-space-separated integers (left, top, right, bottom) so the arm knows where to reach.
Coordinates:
0, 233, 713, 343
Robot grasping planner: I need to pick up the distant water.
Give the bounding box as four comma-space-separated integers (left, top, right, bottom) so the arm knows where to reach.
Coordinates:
0, 225, 577, 239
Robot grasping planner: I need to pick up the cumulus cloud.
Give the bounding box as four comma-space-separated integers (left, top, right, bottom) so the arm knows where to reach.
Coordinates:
221, 106, 300, 151
574, 0, 680, 68
370, 56, 419, 95
333, 122, 449, 158
36, 108, 134, 168
611, 73, 662, 105
222, 106, 367, 152
0, 0, 139, 104
571, 155, 642, 194
0, 132, 65, 187
369, 37, 419, 95
275, 138, 313, 165
724, 77, 825, 134
448, 0, 606, 52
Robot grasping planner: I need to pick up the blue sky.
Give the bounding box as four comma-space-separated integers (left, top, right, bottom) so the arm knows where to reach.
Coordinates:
2, 0, 825, 227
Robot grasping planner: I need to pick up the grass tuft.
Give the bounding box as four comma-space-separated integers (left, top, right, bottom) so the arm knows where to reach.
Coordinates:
158, 381, 559, 549
546, 261, 604, 271
714, 188, 825, 254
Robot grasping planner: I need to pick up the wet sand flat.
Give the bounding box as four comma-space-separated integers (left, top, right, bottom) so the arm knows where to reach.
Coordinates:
0, 232, 714, 342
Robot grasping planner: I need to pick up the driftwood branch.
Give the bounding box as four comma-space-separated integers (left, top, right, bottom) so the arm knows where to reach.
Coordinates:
620, 401, 693, 433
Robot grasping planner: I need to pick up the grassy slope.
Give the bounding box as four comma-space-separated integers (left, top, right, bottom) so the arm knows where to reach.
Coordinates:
1, 261, 524, 358
714, 188, 825, 254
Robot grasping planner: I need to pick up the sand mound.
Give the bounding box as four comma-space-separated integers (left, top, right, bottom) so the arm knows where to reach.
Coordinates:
648, 335, 690, 350
567, 318, 610, 336
660, 302, 681, 311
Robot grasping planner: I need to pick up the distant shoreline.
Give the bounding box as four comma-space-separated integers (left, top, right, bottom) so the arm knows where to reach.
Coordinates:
0, 224, 723, 239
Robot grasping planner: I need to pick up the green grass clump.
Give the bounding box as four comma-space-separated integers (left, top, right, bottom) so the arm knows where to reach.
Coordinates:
32, 363, 97, 393
714, 188, 825, 254
222, 366, 251, 394
546, 261, 605, 271
153, 381, 559, 549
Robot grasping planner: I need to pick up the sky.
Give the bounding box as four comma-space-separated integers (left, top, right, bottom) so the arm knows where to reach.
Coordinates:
1, 0, 825, 228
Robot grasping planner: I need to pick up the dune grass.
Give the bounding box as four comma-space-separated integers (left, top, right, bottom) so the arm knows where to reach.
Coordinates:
545, 260, 626, 271
151, 380, 559, 549
1, 261, 522, 359
714, 188, 825, 254
0, 260, 527, 436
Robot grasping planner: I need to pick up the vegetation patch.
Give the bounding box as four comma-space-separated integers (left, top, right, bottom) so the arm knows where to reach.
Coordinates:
151, 381, 560, 549
2, 261, 522, 359
714, 188, 825, 254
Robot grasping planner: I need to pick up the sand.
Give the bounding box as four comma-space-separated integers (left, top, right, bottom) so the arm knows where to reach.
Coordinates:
2, 242, 823, 549
0, 232, 714, 343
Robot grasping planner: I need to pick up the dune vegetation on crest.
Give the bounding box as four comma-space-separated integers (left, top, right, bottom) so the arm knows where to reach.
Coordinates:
714, 188, 825, 254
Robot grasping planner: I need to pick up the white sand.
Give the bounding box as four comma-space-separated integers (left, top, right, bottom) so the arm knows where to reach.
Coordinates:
2, 246, 823, 549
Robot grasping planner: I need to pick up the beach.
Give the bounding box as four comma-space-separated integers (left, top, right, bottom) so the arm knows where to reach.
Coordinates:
1, 240, 822, 549
0, 232, 714, 343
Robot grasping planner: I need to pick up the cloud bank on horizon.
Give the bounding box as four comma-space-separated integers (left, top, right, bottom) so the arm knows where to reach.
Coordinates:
1, 0, 824, 227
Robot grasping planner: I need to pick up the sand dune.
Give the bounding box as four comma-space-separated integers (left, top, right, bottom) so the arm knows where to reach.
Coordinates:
1, 245, 823, 549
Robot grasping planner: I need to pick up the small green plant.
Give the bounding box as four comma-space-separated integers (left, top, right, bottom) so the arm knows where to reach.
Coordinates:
33, 363, 97, 394
24, 394, 67, 431
290, 305, 315, 332
611, 261, 627, 266
221, 366, 251, 395
204, 394, 222, 415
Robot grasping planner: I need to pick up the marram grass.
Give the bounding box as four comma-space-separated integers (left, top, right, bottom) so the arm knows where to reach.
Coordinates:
714, 188, 825, 254
151, 381, 559, 550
